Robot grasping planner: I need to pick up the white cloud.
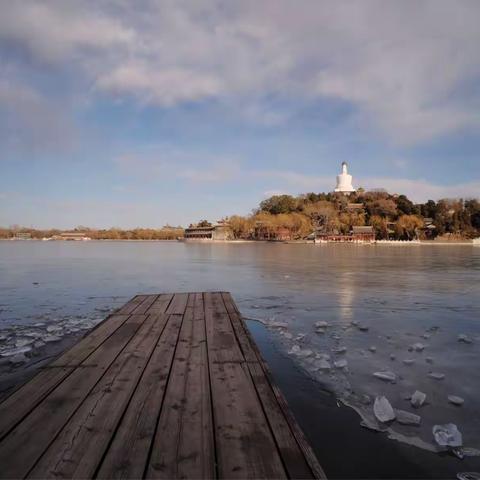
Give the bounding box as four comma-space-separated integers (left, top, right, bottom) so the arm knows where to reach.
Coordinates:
0, 1, 134, 63
114, 147, 241, 184
0, 78, 75, 156
1, 1, 479, 143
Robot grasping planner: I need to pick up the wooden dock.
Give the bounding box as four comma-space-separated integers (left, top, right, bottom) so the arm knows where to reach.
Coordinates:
0, 292, 325, 479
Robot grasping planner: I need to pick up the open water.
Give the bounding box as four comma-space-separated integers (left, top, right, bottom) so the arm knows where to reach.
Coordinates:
1, 240, 479, 478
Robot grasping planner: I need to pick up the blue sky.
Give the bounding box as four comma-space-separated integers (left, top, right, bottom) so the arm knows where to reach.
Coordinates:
1, 0, 479, 228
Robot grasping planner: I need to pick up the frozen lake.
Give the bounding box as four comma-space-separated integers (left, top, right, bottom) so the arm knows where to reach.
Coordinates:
1, 240, 479, 475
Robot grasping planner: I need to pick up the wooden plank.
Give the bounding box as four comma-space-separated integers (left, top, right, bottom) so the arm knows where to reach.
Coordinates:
146, 293, 215, 479
116, 295, 147, 314
221, 293, 258, 363
248, 362, 316, 479
221, 294, 315, 478
50, 314, 131, 367
28, 313, 167, 479
96, 314, 184, 479
0, 314, 147, 479
205, 293, 286, 479
0, 313, 130, 441
148, 293, 174, 314
166, 293, 189, 315
208, 360, 286, 479
132, 294, 159, 314
223, 293, 326, 479
204, 292, 243, 364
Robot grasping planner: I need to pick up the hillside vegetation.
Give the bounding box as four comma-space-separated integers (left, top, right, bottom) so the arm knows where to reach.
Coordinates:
226, 191, 480, 240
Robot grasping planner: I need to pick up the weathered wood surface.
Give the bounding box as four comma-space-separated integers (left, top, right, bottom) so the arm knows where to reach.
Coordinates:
0, 292, 325, 479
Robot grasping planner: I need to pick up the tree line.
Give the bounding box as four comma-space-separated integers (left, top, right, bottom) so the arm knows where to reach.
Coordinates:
0, 226, 184, 240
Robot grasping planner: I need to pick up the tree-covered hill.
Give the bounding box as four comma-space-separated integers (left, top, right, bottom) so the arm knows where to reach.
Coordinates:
227, 191, 480, 240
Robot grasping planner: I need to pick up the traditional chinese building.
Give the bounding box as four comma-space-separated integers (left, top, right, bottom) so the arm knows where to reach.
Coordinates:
183, 223, 233, 241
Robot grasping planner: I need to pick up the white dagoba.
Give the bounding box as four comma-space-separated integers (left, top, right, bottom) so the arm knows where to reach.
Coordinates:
334, 162, 355, 193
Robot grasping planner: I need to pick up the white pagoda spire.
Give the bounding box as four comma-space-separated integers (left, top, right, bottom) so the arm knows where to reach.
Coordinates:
334, 162, 355, 193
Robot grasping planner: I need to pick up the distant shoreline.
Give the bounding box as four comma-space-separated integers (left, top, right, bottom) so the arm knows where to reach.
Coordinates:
1, 238, 477, 245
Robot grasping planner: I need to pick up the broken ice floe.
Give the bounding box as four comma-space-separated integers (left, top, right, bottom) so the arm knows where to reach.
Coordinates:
260, 306, 477, 459
395, 409, 421, 426
411, 390, 427, 408
458, 334, 473, 344
15, 337, 34, 348
448, 395, 465, 406
42, 334, 62, 343
373, 371, 396, 382
433, 423, 463, 448
412, 342, 426, 352
457, 473, 480, 480
334, 359, 348, 369
288, 345, 313, 358
0, 346, 32, 357
46, 325, 62, 333
374, 396, 396, 423
315, 358, 332, 371
460, 448, 480, 457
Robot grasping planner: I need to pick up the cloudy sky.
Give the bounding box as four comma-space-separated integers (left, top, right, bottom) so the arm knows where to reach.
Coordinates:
1, 0, 479, 228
